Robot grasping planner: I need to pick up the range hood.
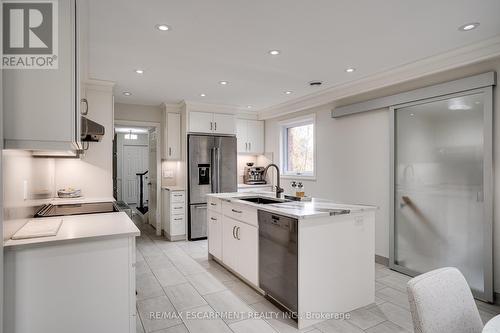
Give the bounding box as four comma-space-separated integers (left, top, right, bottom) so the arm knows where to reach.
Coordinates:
81, 116, 105, 142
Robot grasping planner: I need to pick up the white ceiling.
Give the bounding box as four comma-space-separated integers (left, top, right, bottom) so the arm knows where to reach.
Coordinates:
88, 0, 500, 111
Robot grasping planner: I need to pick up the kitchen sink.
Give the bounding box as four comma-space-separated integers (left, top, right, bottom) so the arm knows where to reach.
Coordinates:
238, 196, 288, 205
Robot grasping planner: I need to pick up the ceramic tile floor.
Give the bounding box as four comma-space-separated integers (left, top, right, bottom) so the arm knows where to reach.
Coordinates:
134, 218, 500, 333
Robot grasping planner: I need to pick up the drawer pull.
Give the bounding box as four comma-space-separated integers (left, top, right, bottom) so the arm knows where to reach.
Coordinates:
210, 203, 217, 206
174, 218, 183, 221
174, 194, 183, 197
210, 217, 217, 221
231, 209, 242, 214
174, 207, 183, 209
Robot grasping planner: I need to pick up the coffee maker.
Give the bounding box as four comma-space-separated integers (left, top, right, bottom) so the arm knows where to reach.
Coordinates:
243, 163, 267, 185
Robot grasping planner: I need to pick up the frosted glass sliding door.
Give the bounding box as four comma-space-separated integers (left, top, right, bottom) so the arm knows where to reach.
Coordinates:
390, 89, 493, 302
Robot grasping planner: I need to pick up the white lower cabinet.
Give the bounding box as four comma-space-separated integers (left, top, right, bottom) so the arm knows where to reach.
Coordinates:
222, 215, 259, 286
208, 198, 259, 287
163, 189, 186, 240
208, 210, 223, 260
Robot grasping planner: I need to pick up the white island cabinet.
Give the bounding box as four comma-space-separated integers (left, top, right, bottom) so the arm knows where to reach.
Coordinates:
3, 212, 140, 333
206, 192, 377, 329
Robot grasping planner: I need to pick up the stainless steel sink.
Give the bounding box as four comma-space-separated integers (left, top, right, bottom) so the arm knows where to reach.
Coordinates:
238, 196, 288, 205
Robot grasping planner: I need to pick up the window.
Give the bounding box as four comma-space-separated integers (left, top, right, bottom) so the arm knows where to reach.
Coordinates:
280, 115, 315, 178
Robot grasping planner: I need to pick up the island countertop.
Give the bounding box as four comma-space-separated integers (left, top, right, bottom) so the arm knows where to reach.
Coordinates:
207, 191, 377, 219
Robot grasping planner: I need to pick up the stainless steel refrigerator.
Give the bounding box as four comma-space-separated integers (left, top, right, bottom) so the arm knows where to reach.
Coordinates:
188, 134, 237, 240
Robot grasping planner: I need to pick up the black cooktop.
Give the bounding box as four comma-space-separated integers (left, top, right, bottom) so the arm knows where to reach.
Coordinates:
35, 202, 119, 217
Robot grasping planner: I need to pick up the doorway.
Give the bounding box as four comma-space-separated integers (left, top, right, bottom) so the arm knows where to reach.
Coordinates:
113, 121, 162, 235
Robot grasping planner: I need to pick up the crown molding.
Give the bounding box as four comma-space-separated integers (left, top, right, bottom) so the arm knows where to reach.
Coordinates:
258, 34, 500, 120
182, 100, 249, 114
84, 78, 115, 92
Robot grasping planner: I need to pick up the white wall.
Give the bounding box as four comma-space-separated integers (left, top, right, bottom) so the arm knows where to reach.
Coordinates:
264, 56, 500, 291
114, 103, 162, 123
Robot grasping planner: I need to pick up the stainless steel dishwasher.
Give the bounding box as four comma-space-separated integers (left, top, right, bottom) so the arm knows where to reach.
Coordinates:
258, 210, 298, 315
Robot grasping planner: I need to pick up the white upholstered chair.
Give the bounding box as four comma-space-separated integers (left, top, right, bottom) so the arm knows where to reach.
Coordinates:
407, 267, 484, 333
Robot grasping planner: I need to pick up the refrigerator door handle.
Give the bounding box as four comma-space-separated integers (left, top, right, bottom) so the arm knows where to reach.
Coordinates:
217, 147, 222, 193
210, 147, 216, 193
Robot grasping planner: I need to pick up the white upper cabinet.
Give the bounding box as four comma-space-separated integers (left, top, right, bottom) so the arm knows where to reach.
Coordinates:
165, 113, 181, 160
236, 119, 264, 154
189, 111, 235, 135
213, 113, 236, 134
189, 112, 213, 133
3, 0, 81, 155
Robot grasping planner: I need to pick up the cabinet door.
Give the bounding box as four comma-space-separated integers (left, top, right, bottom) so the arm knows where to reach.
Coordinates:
222, 216, 238, 271
236, 119, 248, 153
246, 120, 264, 154
189, 112, 213, 133
208, 211, 223, 260
166, 113, 181, 160
3, 0, 79, 150
235, 221, 259, 286
213, 114, 236, 135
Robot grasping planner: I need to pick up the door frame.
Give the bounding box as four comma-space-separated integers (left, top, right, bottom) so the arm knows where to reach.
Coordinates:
115, 120, 162, 236
389, 86, 493, 302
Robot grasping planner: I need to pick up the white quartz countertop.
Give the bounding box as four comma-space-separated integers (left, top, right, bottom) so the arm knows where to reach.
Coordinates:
207, 191, 377, 219
237, 183, 272, 188
5, 212, 140, 248
161, 186, 185, 191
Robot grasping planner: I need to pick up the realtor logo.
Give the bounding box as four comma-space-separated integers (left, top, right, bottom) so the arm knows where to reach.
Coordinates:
2, 0, 58, 69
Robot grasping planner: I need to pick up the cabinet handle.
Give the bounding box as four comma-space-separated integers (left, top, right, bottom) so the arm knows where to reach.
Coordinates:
245, 142, 248, 151
81, 98, 88, 115
248, 142, 251, 151
174, 218, 182, 221
174, 207, 183, 209
231, 209, 242, 214
210, 217, 217, 221
174, 194, 183, 197
214, 122, 217, 131
210, 202, 217, 206
236, 226, 241, 240
210, 122, 213, 130
169, 147, 172, 156
232, 226, 236, 239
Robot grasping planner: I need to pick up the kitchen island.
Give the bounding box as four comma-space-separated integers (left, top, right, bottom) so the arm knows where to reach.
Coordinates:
206, 191, 377, 329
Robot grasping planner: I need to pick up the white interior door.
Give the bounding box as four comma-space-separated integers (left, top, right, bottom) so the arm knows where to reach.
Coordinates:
123, 145, 148, 204
148, 128, 158, 227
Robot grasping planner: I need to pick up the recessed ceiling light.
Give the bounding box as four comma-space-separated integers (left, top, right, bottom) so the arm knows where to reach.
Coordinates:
200, 93, 206, 97
345, 67, 356, 73
285, 91, 293, 95
156, 24, 170, 31
410, 113, 415, 116
459, 22, 479, 31
135, 69, 144, 74
247, 105, 253, 109
219, 81, 228, 85
268, 50, 281, 56
123, 92, 132, 96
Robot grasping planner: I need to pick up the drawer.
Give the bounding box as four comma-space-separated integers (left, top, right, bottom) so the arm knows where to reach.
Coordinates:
171, 202, 185, 215
170, 191, 185, 203
171, 215, 186, 236
222, 202, 258, 227
208, 197, 222, 213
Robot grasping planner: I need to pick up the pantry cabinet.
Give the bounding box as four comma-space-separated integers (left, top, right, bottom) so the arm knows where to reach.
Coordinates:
236, 119, 264, 154
165, 113, 181, 160
189, 111, 235, 135
3, 0, 82, 155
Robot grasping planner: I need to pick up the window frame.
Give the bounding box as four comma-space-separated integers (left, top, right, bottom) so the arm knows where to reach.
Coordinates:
279, 114, 316, 180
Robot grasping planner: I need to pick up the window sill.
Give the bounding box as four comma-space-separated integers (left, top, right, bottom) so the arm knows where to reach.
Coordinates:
280, 174, 317, 181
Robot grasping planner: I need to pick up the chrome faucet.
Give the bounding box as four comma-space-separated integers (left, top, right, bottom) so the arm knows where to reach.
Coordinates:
263, 164, 284, 198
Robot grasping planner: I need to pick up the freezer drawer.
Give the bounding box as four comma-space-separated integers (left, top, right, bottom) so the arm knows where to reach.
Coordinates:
189, 204, 208, 240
